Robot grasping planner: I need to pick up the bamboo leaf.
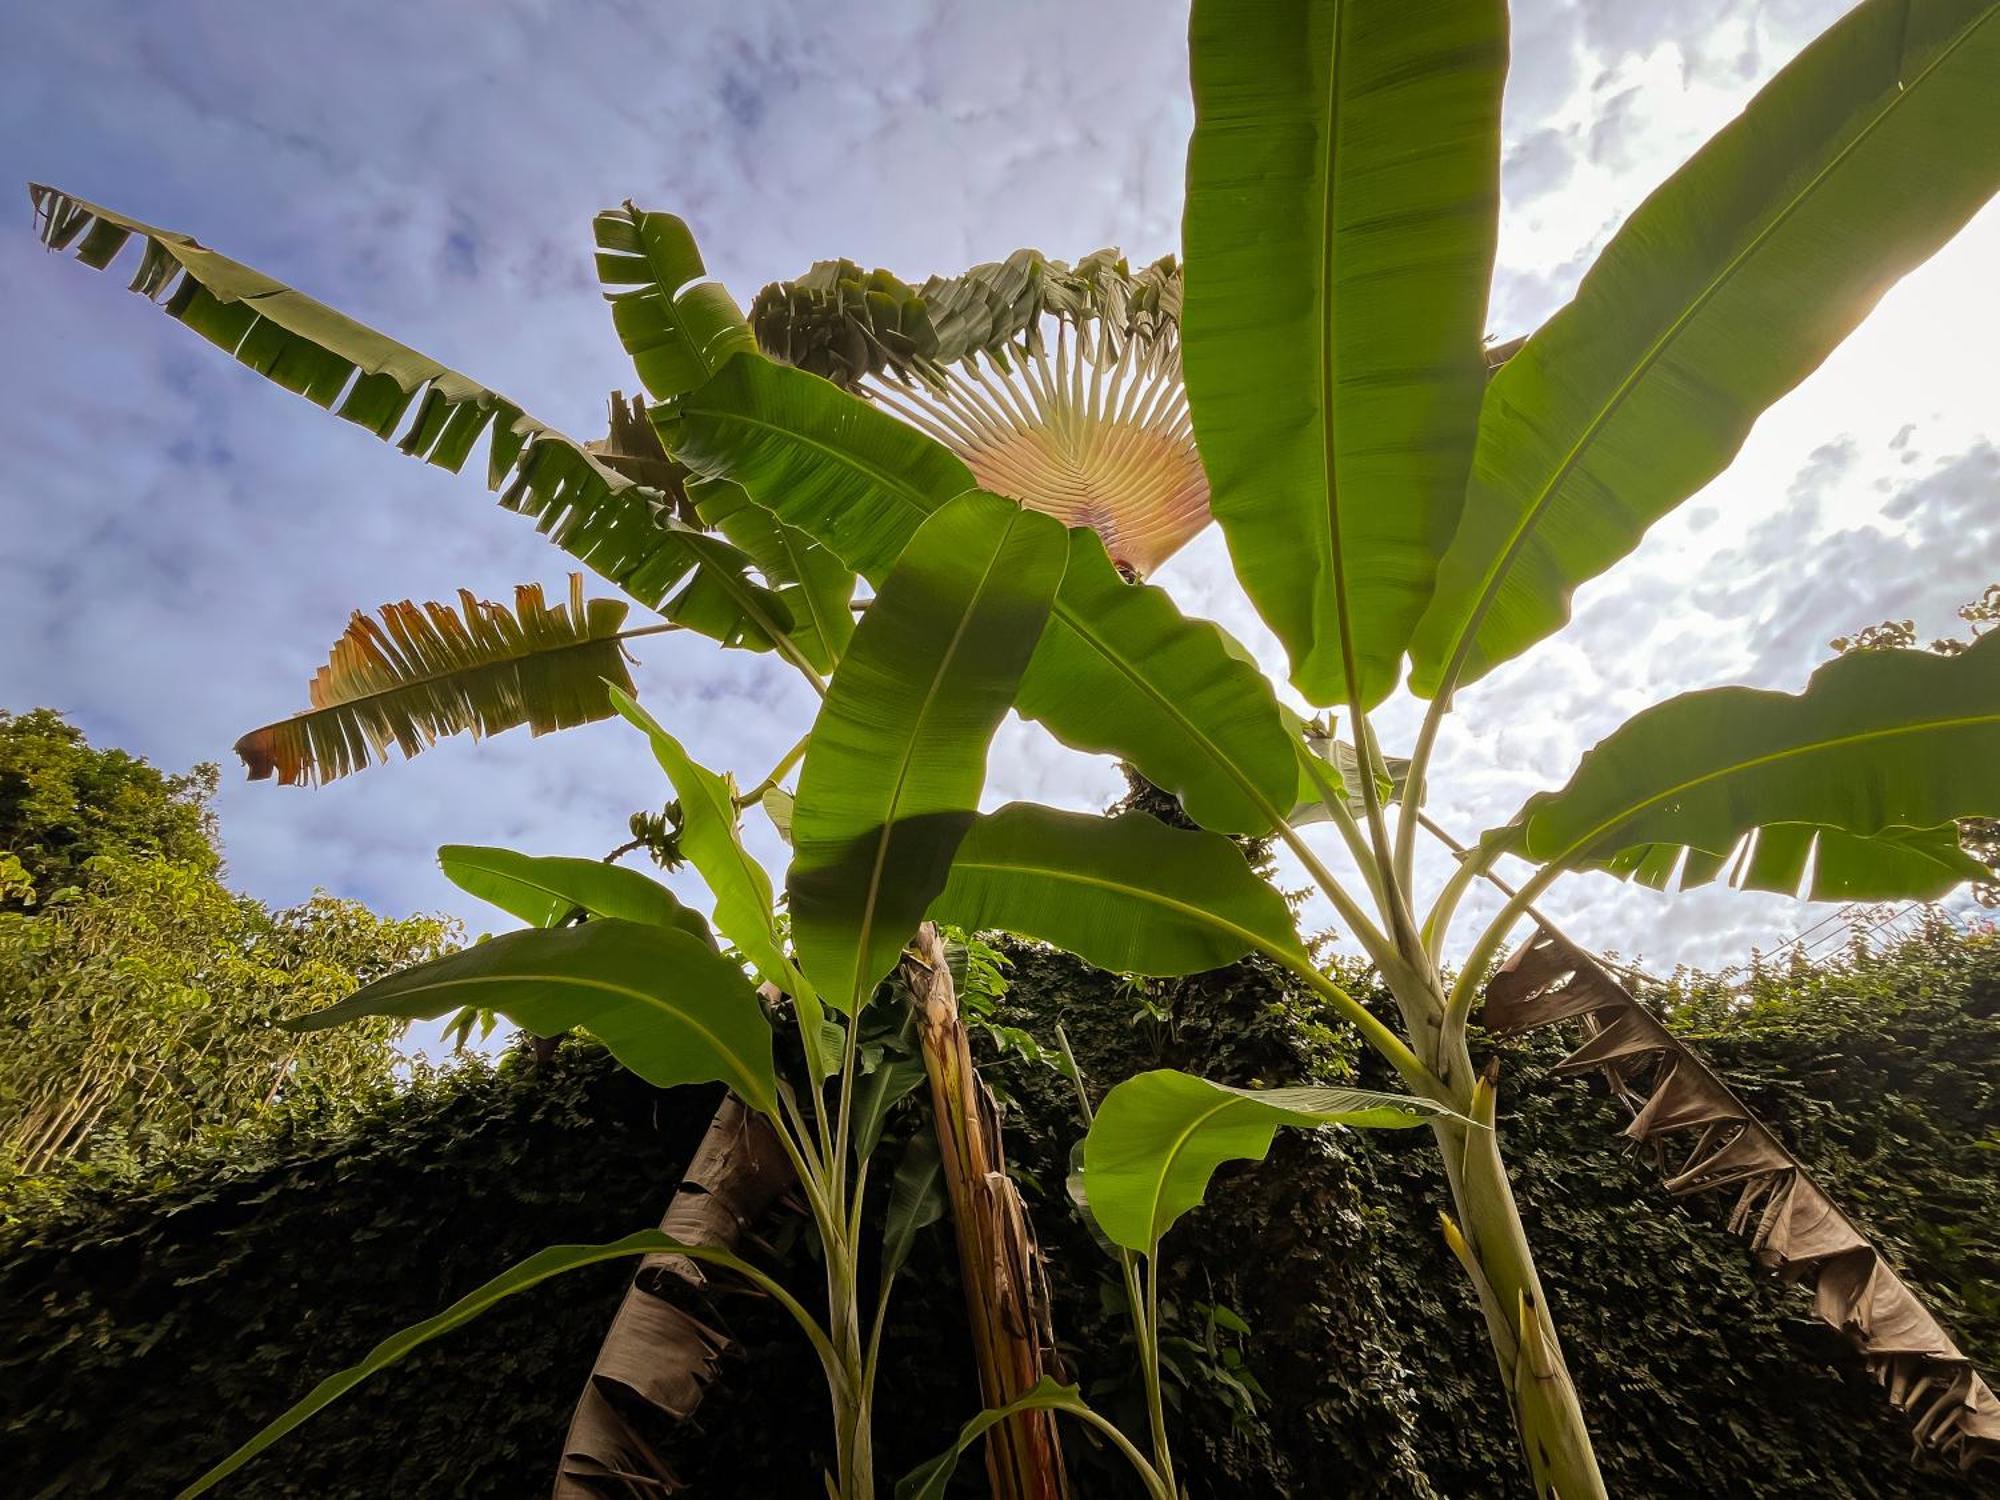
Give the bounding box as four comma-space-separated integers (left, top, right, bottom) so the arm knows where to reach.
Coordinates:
288, 919, 778, 1112
1409, 2, 2000, 696
931, 802, 1305, 977
437, 844, 713, 944
1492, 632, 2000, 900
177, 1230, 802, 1499
1183, 0, 1507, 708
234, 577, 635, 785
26, 188, 785, 636
789, 493, 1067, 1010
669, 355, 1297, 833
1081, 1069, 1444, 1252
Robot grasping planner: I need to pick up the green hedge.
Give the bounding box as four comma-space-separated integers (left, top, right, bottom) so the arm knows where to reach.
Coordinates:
3, 926, 1996, 1497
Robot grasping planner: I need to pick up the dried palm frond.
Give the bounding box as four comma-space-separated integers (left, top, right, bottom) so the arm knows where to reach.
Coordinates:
236, 575, 641, 785
752, 251, 1205, 579
1482, 926, 2000, 1472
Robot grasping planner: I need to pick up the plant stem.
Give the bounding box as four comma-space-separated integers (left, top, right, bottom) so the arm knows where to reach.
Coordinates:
1427, 1042, 1608, 1500
735, 730, 812, 808
1058, 1027, 1177, 1492
1138, 1252, 1177, 1496
1443, 864, 1562, 1042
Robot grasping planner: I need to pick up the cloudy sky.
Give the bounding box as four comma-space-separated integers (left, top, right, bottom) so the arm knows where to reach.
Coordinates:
3, 0, 1996, 986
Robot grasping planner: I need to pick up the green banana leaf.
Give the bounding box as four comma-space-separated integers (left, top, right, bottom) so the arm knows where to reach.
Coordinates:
1608, 820, 1992, 903
881, 1130, 947, 1282
691, 478, 857, 674
29, 187, 796, 657
669, 354, 1297, 832
289, 919, 778, 1112
789, 492, 1066, 1009
437, 844, 713, 943
1183, 0, 1507, 709
609, 688, 793, 989
593, 203, 756, 404
1491, 632, 2000, 898
931, 802, 1305, 977
1410, 0, 2000, 697
1082, 1069, 1446, 1252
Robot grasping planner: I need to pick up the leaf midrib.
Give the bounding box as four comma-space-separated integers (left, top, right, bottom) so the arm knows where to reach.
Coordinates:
1550, 708, 2000, 864
443, 856, 667, 927
1316, 0, 1367, 704
1440, 7, 2000, 687
306, 627, 622, 714
847, 511, 1021, 1007
337, 967, 770, 1108
1141, 1094, 1241, 1249
948, 853, 1304, 964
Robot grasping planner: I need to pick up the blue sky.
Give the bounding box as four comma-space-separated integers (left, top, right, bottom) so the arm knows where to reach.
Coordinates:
4, 0, 1997, 977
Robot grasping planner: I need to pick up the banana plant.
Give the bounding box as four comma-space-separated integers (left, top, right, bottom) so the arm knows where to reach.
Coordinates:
33, 0, 2000, 1490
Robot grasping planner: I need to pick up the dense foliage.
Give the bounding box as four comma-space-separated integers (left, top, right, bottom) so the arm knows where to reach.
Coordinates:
5, 920, 1993, 1497
0, 710, 456, 1192
0, 708, 218, 905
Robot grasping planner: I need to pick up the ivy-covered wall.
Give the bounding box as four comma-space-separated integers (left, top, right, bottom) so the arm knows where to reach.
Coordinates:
4, 926, 1997, 1498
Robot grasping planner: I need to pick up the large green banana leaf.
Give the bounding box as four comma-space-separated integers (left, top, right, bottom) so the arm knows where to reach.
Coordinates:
291, 918, 778, 1112
1491, 633, 2000, 896
1409, 1, 2000, 698
789, 492, 1066, 1010
234, 577, 637, 785
931, 803, 1305, 976
29, 187, 794, 657
1183, 0, 1507, 709
436, 844, 713, 942
1081, 1069, 1442, 1252
669, 355, 1297, 832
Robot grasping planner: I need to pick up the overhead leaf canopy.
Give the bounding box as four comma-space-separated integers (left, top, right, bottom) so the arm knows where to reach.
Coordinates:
29, 188, 793, 660
234, 577, 636, 785
754, 249, 1206, 578
669, 355, 1296, 833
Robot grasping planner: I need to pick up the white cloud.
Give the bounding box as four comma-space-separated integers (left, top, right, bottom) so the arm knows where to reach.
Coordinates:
2, 0, 1994, 984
